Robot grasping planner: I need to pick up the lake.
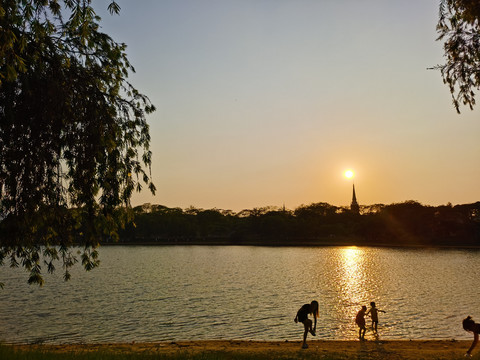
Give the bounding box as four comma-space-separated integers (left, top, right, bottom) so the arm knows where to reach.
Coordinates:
0, 245, 479, 344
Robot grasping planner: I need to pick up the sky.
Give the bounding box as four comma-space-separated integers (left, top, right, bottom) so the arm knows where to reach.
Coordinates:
96, 0, 479, 212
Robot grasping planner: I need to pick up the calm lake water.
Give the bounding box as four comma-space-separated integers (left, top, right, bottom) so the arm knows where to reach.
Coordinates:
0, 245, 479, 344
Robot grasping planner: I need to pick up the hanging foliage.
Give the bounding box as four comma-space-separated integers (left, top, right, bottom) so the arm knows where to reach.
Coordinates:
0, 0, 156, 285
435, 0, 480, 113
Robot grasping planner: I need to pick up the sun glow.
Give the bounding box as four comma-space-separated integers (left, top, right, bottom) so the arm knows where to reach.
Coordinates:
344, 170, 354, 179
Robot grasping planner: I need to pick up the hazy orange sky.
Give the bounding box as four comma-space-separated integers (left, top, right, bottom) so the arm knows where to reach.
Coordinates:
98, 1, 479, 211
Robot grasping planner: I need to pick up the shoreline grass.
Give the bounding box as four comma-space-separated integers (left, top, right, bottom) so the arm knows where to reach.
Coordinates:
0, 345, 329, 360
2, 340, 473, 360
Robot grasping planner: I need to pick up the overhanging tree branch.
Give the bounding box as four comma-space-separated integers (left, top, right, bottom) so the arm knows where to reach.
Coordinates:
0, 0, 155, 286
434, 0, 480, 113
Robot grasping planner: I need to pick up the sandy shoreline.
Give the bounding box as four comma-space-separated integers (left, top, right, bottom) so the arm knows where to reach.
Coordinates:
9, 340, 476, 359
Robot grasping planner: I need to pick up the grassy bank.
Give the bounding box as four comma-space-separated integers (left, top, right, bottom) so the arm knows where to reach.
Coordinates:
2, 340, 475, 360
0, 344, 338, 360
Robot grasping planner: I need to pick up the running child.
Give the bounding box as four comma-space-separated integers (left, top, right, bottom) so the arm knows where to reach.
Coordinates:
366, 301, 386, 334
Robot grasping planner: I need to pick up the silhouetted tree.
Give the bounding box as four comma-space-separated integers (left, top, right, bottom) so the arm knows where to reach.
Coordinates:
435, 0, 480, 112
116, 201, 480, 248
360, 204, 386, 215
378, 201, 436, 244
0, 1, 155, 286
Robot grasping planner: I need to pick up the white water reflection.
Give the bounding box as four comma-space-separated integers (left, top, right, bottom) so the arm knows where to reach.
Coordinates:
336, 248, 369, 332
0, 246, 479, 343
338, 247, 368, 305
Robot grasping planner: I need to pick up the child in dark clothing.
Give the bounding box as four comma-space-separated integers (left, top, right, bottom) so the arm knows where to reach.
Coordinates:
355, 305, 367, 340
463, 316, 480, 357
294, 300, 319, 349
366, 301, 386, 334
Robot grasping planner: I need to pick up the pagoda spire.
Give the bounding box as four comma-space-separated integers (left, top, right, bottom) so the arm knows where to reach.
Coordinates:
350, 184, 359, 214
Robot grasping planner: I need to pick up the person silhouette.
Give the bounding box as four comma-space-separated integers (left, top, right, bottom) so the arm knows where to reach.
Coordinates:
463, 316, 480, 357
366, 301, 386, 334
355, 305, 367, 340
294, 300, 319, 349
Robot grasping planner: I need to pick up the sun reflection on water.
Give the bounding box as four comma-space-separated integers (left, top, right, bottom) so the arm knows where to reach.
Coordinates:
329, 246, 374, 338
2, 246, 480, 343
339, 247, 368, 304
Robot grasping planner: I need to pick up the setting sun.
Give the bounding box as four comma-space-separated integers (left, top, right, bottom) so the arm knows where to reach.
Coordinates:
344, 170, 354, 179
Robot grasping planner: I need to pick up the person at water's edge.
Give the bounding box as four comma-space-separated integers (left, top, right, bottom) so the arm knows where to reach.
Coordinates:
463, 316, 480, 357
294, 300, 319, 349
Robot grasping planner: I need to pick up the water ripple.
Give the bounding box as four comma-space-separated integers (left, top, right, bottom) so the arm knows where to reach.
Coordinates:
1, 246, 479, 343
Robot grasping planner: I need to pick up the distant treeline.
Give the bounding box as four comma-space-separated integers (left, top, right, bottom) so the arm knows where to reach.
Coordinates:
115, 201, 480, 247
